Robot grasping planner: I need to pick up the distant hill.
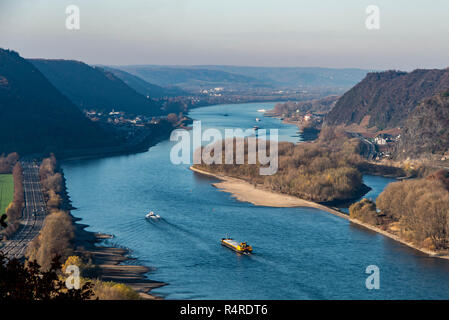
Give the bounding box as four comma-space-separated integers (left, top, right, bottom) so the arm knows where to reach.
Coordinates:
100, 66, 187, 98
29, 59, 164, 116
190, 65, 370, 89
115, 65, 272, 92
325, 69, 449, 130
115, 65, 369, 92
0, 49, 115, 154
396, 92, 449, 159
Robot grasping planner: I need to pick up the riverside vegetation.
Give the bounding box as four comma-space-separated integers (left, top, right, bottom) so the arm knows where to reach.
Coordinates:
350, 169, 449, 252
0, 154, 93, 300
193, 127, 403, 203
192, 123, 449, 255
0, 253, 94, 300
21, 155, 141, 299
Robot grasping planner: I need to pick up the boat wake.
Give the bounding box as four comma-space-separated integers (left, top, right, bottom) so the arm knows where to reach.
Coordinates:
148, 219, 220, 256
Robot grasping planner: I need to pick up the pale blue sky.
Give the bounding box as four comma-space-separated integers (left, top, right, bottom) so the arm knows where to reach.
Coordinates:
0, 0, 448, 70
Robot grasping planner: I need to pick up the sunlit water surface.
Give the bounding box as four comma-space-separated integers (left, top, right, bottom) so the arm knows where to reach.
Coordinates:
63, 102, 449, 299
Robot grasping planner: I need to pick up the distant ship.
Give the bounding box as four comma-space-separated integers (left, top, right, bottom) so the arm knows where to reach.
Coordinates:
257, 109, 266, 113
255, 118, 261, 122
221, 237, 253, 254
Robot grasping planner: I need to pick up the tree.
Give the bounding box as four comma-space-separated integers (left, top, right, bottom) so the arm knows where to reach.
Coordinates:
26, 210, 75, 270
0, 153, 19, 173
376, 176, 449, 249
62, 255, 83, 273
349, 198, 379, 225
166, 113, 179, 125
0, 253, 93, 300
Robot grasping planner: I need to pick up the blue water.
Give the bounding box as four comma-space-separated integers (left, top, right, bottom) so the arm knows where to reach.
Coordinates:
340, 175, 397, 214
63, 102, 449, 299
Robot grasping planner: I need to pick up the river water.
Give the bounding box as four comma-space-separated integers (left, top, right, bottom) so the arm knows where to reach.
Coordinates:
63, 102, 449, 299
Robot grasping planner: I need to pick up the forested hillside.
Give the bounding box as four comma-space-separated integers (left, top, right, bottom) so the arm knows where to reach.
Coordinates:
189, 65, 370, 89
396, 93, 449, 159
0, 49, 115, 154
326, 69, 449, 129
116, 65, 272, 91
30, 59, 164, 116
116, 65, 369, 92
101, 66, 186, 98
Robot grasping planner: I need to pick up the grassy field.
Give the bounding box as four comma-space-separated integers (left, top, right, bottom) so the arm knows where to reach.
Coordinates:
0, 174, 14, 216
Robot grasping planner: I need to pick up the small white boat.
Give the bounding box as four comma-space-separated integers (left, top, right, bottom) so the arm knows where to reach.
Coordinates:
146, 211, 161, 219
255, 118, 261, 122
257, 109, 266, 113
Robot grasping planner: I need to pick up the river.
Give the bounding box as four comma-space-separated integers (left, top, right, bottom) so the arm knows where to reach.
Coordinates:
63, 102, 449, 299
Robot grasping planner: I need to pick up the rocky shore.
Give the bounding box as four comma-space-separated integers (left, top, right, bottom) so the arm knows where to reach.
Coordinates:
60, 167, 165, 299
72, 221, 166, 299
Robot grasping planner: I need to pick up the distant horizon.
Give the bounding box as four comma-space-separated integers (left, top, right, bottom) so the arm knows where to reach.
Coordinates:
4, 46, 448, 74
6, 49, 443, 73
2, 1, 449, 71
26, 56, 449, 73
15, 50, 449, 73
2, 48, 380, 71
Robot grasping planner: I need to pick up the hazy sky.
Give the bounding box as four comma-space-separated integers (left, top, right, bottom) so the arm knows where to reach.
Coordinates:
0, 0, 448, 70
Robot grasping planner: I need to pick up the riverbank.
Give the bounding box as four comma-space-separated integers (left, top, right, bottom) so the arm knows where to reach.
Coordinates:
72, 221, 166, 299
59, 168, 165, 299
349, 218, 449, 259
57, 123, 175, 162
190, 166, 449, 259
190, 166, 349, 220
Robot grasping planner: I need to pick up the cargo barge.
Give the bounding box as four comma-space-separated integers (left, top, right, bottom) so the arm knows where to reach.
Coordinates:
221, 237, 253, 254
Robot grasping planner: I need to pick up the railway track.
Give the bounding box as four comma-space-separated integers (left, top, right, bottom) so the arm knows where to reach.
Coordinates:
0, 161, 48, 259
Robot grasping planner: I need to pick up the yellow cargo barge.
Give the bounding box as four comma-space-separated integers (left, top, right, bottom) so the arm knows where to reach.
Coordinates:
221, 237, 253, 254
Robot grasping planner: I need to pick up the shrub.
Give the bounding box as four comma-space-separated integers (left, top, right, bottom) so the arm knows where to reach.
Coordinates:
349, 198, 379, 225
91, 280, 140, 300
62, 255, 84, 273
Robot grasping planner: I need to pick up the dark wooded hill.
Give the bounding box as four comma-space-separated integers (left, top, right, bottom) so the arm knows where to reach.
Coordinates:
0, 49, 116, 154
325, 69, 449, 130
100, 66, 187, 98
396, 92, 449, 159
29, 59, 164, 116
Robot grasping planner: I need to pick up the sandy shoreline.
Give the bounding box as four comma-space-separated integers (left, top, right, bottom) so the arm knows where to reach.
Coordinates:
190, 166, 449, 259
190, 166, 349, 219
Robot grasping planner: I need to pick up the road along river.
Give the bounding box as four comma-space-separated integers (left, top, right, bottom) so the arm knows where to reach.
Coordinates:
1, 161, 47, 259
